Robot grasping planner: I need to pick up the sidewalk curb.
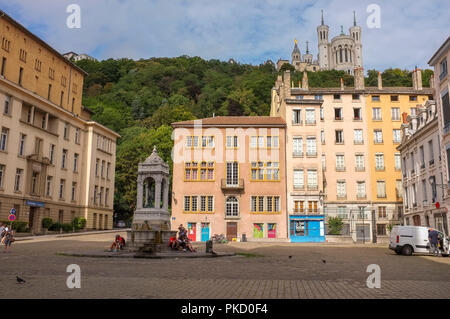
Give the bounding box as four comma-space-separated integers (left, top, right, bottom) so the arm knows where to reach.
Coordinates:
15, 229, 130, 242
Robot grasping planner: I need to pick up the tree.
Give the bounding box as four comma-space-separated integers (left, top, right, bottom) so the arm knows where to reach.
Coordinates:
328, 217, 344, 235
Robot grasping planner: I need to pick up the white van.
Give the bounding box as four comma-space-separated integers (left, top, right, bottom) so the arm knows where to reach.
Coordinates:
389, 226, 449, 256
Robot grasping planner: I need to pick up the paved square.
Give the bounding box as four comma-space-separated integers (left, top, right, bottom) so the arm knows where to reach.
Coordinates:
2, 232, 449, 299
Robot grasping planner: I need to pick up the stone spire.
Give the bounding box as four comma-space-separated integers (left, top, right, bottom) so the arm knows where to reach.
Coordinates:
340, 25, 344, 35
321, 9, 324, 25
306, 41, 310, 54
353, 11, 357, 26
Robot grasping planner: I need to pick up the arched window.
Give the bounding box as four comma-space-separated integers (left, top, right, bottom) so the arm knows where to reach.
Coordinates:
345, 48, 348, 62
225, 196, 239, 217
339, 46, 343, 63
160, 178, 166, 208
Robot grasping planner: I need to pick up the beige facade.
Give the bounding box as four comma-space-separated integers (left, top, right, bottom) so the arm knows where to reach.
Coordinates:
428, 36, 450, 235
0, 11, 119, 233
171, 117, 287, 242
271, 69, 433, 241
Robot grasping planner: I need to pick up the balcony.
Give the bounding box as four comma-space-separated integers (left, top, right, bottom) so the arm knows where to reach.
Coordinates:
336, 166, 346, 172
221, 179, 244, 190
307, 185, 319, 191
306, 152, 317, 157
305, 120, 316, 125
293, 151, 303, 157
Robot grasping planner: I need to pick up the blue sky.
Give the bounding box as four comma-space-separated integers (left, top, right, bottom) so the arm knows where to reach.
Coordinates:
1, 0, 449, 71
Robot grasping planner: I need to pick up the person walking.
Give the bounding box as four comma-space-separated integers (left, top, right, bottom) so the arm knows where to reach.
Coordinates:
428, 228, 440, 257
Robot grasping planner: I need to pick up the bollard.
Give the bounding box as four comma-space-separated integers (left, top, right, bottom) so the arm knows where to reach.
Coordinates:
206, 240, 213, 253
242, 233, 247, 242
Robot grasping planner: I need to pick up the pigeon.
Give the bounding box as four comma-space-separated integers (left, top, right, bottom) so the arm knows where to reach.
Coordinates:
288, 255, 292, 259
16, 276, 26, 283
321, 259, 326, 264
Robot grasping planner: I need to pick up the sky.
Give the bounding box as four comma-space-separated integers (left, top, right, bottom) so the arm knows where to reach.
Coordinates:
0, 0, 449, 71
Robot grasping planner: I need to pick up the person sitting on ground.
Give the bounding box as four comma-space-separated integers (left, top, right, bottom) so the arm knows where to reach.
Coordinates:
169, 236, 177, 249
185, 238, 197, 252
110, 234, 125, 251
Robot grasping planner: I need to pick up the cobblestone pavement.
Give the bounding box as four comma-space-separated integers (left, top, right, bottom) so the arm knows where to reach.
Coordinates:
1, 232, 449, 299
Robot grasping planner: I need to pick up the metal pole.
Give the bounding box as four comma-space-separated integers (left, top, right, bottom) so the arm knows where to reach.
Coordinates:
362, 207, 365, 244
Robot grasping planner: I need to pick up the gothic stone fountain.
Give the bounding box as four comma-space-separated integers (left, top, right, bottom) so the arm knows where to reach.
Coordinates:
127, 146, 177, 253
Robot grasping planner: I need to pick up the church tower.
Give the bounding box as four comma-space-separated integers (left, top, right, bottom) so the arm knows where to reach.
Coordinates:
317, 10, 329, 69
349, 11, 363, 68
291, 39, 301, 67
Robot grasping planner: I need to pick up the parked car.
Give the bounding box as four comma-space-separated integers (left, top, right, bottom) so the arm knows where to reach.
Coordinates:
389, 225, 449, 256
116, 220, 126, 228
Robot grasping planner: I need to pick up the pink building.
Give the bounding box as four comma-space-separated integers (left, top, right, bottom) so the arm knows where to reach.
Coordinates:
171, 117, 287, 242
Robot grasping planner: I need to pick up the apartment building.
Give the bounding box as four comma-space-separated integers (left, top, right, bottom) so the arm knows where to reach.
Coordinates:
428, 36, 450, 235
171, 117, 287, 242
271, 69, 433, 242
397, 100, 445, 231
0, 10, 119, 233
365, 69, 433, 236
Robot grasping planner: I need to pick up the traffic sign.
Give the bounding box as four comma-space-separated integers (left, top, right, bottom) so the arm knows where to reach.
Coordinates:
8, 214, 15, 221
10, 208, 16, 215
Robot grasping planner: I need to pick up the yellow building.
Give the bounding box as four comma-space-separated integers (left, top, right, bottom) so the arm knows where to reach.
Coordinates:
365, 70, 433, 235
0, 10, 119, 233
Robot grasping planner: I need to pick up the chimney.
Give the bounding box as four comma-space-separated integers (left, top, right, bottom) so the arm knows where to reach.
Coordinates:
283, 70, 291, 97
354, 67, 365, 90
429, 74, 435, 89
402, 112, 408, 124
340, 77, 344, 90
412, 67, 423, 90
377, 72, 382, 90
302, 71, 309, 90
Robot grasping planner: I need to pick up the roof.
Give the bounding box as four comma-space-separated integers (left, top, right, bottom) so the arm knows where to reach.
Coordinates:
289, 87, 434, 95
428, 36, 450, 66
172, 116, 286, 128
0, 10, 88, 76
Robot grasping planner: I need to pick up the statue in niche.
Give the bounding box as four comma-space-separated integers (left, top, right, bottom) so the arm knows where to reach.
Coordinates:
143, 177, 155, 208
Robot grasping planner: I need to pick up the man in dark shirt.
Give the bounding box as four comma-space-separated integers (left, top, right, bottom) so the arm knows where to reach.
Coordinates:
428, 228, 440, 256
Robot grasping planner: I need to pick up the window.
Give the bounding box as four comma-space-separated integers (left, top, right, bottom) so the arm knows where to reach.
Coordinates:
322, 154, 326, 170
185, 162, 214, 181
207, 196, 214, 212
305, 109, 315, 124
338, 206, 347, 219
293, 169, 304, 189
95, 159, 100, 176
333, 94, 341, 100
355, 154, 365, 171
410, 107, 417, 116
73, 153, 79, 172
59, 179, 66, 199
337, 181, 346, 198
409, 95, 417, 102
352, 94, 360, 101
18, 67, 23, 86
0, 127, 8, 151
93, 186, 98, 204
49, 144, 55, 164
184, 196, 190, 212
395, 153, 401, 170
428, 140, 435, 165
225, 196, 239, 217
335, 130, 344, 144
3, 95, 11, 115
372, 108, 382, 120
393, 129, 401, 143
372, 95, 380, 102
60, 91, 64, 107
18, 134, 26, 156
99, 187, 104, 205
439, 58, 448, 80
396, 180, 402, 198
307, 169, 318, 189
1, 57, 6, 76
375, 154, 385, 170
201, 136, 214, 148
390, 95, 399, 102
357, 181, 366, 198
14, 169, 23, 192
46, 176, 52, 197
0, 164, 4, 187
71, 182, 77, 201
321, 130, 325, 144
334, 108, 343, 120
320, 106, 324, 120
75, 128, 80, 144
293, 137, 303, 156
306, 137, 316, 156
226, 136, 238, 148
353, 129, 363, 144
307, 201, 318, 213
377, 181, 386, 198
226, 162, 239, 185
336, 155, 345, 171
250, 162, 279, 181
419, 146, 425, 168
373, 130, 383, 143
294, 200, 305, 213
105, 188, 110, 206
101, 160, 105, 178
61, 149, 68, 169
391, 107, 400, 120
63, 123, 69, 139
107, 162, 111, 179
292, 109, 302, 124
353, 108, 361, 120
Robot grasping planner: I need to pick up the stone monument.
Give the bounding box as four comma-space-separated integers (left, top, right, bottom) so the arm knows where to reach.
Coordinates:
127, 146, 177, 253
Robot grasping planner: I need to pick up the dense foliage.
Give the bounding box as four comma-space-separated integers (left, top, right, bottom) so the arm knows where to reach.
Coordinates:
76, 56, 433, 220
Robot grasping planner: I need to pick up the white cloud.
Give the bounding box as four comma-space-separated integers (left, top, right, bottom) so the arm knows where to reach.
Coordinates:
1, 0, 448, 70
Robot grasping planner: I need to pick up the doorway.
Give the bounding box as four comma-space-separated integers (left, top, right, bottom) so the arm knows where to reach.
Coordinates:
201, 223, 210, 242
226, 222, 237, 241
28, 207, 40, 234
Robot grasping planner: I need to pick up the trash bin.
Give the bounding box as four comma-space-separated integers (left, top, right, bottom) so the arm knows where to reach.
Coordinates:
206, 240, 213, 253
242, 234, 247, 242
